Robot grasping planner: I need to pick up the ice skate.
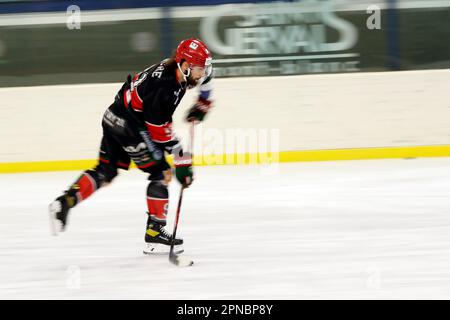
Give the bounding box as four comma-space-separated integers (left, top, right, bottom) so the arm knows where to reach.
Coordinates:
143, 221, 184, 255
49, 188, 77, 235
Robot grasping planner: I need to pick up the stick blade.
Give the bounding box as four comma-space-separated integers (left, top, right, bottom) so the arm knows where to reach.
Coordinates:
169, 253, 194, 267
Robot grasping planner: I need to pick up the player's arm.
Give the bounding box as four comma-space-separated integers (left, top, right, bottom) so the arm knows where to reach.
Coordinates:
143, 88, 193, 187
186, 69, 214, 123
141, 83, 186, 155
141, 86, 176, 145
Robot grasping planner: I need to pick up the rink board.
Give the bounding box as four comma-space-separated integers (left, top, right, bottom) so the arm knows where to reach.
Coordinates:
1, 69, 449, 173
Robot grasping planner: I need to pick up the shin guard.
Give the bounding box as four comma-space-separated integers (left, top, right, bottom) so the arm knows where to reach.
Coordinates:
146, 181, 169, 226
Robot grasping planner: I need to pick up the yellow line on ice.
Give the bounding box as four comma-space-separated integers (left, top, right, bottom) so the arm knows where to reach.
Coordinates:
1, 145, 450, 173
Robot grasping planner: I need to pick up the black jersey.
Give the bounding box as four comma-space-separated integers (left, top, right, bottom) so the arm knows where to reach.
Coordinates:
112, 59, 187, 146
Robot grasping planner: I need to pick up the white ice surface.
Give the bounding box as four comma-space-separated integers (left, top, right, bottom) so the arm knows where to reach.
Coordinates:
1, 159, 450, 299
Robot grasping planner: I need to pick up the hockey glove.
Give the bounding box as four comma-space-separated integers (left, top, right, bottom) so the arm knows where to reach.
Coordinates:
174, 148, 194, 188
186, 97, 213, 123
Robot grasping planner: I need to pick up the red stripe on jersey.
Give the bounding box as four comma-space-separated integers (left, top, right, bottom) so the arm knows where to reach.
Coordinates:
130, 74, 143, 111
130, 88, 143, 111
117, 161, 130, 169
145, 121, 173, 143
136, 161, 157, 169
100, 158, 129, 169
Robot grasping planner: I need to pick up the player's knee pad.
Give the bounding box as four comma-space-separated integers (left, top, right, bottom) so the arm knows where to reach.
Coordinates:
92, 162, 118, 185
147, 180, 168, 199
144, 158, 171, 182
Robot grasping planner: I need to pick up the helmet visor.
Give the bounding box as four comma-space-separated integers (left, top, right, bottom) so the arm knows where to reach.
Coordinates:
190, 63, 212, 77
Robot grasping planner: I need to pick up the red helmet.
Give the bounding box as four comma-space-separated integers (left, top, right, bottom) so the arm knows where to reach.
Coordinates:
175, 38, 212, 69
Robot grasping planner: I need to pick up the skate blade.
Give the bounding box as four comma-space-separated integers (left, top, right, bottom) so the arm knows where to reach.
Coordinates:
48, 202, 63, 236
143, 243, 184, 255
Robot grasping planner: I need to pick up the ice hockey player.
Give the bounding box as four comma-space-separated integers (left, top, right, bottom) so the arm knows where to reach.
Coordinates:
49, 38, 214, 254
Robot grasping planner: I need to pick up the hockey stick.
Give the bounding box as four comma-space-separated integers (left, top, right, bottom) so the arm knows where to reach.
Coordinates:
169, 186, 193, 266
169, 122, 195, 267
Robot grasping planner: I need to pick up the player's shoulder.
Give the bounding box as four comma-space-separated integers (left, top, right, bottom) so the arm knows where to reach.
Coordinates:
144, 58, 178, 86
